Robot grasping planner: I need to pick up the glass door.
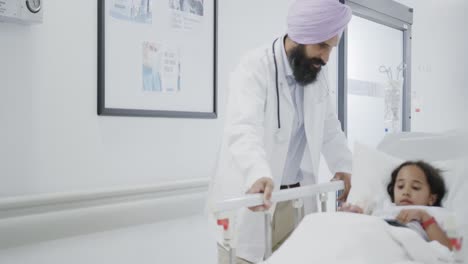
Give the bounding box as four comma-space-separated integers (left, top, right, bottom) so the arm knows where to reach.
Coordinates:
346, 15, 405, 148
337, 0, 413, 150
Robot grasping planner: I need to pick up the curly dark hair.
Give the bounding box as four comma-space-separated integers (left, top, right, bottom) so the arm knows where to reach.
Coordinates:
387, 161, 447, 207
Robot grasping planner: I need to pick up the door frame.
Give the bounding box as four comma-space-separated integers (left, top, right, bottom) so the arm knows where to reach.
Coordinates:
338, 0, 414, 134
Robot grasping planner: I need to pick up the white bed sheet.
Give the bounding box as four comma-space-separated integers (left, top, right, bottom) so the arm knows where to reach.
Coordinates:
263, 212, 453, 264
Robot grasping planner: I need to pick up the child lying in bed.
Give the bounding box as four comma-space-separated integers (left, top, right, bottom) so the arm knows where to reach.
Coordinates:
340, 160, 452, 250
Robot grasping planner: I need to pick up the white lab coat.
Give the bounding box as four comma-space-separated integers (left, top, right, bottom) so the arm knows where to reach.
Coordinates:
208, 38, 352, 262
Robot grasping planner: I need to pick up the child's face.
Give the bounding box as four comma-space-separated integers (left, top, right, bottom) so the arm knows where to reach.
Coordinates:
394, 165, 436, 206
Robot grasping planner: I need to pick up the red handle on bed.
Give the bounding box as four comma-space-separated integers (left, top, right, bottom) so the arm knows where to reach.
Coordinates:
217, 218, 229, 231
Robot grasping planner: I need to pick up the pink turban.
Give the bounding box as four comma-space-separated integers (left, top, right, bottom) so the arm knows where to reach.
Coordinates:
287, 0, 352, 45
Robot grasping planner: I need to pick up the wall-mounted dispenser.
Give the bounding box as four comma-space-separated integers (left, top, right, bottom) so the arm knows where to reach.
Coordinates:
0, 0, 43, 24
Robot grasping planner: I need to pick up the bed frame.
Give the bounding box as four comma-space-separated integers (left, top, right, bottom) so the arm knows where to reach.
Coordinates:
211, 181, 344, 263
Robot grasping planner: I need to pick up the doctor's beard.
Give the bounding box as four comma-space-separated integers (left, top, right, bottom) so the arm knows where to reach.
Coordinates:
288, 44, 326, 86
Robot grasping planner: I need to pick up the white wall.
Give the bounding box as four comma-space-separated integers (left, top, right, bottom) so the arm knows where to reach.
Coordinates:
396, 0, 468, 132
0, 0, 222, 197
0, 1, 292, 263
0, 0, 296, 198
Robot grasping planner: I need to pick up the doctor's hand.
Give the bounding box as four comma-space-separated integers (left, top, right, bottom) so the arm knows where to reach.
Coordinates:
338, 203, 363, 214
247, 177, 274, 212
331, 172, 351, 202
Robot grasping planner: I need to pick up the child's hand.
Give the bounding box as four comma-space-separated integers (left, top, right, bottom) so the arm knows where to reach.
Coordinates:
396, 209, 431, 224
338, 203, 364, 214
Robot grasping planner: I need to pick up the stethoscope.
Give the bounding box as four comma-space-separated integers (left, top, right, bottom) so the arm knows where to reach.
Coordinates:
271, 37, 330, 130
272, 38, 281, 129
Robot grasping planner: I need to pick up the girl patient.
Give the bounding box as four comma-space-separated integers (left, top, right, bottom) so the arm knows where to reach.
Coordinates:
340, 161, 452, 249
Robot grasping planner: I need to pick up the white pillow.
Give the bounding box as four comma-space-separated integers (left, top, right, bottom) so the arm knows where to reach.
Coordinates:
346, 142, 402, 213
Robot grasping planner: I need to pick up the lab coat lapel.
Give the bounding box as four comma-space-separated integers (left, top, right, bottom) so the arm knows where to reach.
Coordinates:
275, 40, 294, 110
303, 72, 328, 176
270, 38, 294, 189
273, 36, 294, 137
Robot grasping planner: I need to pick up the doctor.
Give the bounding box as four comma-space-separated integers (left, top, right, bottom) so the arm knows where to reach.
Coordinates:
209, 0, 353, 263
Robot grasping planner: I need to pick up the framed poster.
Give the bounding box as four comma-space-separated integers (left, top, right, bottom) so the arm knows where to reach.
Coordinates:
98, 0, 217, 118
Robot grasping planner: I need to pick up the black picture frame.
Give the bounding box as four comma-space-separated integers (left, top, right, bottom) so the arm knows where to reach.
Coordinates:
98, 0, 217, 118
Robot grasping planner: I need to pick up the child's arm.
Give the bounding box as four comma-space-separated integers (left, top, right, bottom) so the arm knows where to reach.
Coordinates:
396, 209, 452, 250
420, 211, 452, 250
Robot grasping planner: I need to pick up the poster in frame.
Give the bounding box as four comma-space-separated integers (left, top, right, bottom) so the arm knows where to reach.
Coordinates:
98, 0, 217, 118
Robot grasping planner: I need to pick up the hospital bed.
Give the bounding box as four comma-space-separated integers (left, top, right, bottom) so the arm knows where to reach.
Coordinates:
211, 130, 468, 264
212, 181, 344, 263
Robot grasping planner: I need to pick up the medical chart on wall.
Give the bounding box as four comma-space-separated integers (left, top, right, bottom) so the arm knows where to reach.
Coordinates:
110, 0, 153, 23
142, 41, 181, 93
98, 0, 216, 118
169, 0, 205, 30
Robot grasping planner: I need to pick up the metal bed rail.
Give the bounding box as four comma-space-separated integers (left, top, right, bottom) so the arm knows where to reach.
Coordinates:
212, 181, 344, 263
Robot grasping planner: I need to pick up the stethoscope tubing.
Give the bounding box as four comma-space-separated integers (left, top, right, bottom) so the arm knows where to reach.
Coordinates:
272, 38, 281, 129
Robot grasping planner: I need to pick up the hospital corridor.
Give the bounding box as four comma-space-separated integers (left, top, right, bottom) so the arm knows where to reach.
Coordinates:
1, 0, 468, 263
